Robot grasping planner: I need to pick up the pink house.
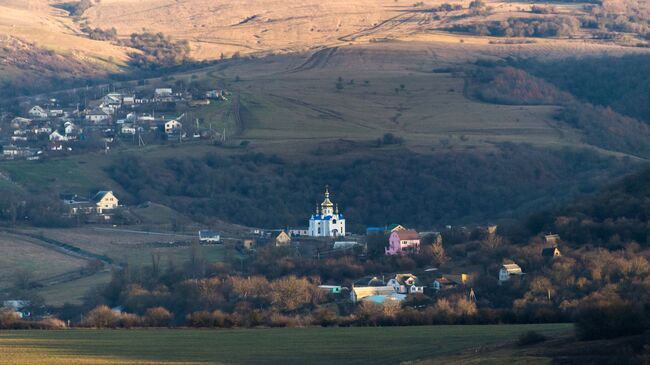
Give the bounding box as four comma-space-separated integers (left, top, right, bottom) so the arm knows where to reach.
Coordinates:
385, 230, 420, 255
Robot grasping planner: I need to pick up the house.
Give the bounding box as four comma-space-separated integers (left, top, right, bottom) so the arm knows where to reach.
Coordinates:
120, 125, 137, 135
350, 277, 399, 303
433, 274, 471, 291
199, 230, 221, 243
387, 224, 406, 232
241, 239, 256, 250
60, 193, 85, 205
288, 228, 309, 237
2, 300, 30, 318
205, 90, 224, 99
49, 130, 68, 142
86, 109, 111, 123
49, 109, 64, 117
544, 234, 560, 245
333, 241, 361, 250
28, 106, 48, 119
499, 263, 524, 283
122, 96, 136, 105
318, 285, 345, 294
164, 119, 183, 135
155, 88, 173, 98
2, 146, 38, 159
541, 246, 562, 258
366, 224, 405, 235
91, 191, 119, 213
64, 121, 78, 136
62, 195, 95, 215
385, 229, 420, 255
10, 117, 32, 129
275, 231, 292, 246
387, 274, 424, 294
33, 126, 53, 135
102, 93, 122, 107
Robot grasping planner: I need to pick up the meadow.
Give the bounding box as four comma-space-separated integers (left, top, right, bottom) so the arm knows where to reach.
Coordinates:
0, 323, 572, 365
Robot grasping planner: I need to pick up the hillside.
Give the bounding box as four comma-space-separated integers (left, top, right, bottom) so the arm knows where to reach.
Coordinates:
525, 163, 650, 248
0, 0, 130, 88
0, 0, 647, 91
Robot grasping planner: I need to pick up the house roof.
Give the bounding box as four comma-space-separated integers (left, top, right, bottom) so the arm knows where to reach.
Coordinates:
435, 277, 457, 286
199, 230, 220, 238
394, 230, 419, 241
91, 191, 113, 203
502, 263, 523, 274
87, 109, 109, 116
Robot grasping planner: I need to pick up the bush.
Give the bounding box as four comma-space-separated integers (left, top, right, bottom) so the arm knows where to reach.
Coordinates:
517, 330, 547, 346
0, 309, 22, 329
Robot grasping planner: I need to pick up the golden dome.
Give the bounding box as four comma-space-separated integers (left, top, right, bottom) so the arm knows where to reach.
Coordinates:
321, 186, 334, 208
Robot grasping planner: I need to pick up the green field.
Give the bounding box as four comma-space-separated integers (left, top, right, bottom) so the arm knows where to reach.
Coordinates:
0, 324, 572, 365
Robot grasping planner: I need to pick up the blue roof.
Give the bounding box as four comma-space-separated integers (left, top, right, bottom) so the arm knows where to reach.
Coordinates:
311, 214, 344, 221
367, 227, 385, 231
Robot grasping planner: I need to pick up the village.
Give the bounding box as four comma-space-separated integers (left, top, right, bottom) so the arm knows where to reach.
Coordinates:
7, 185, 565, 319
0, 86, 229, 160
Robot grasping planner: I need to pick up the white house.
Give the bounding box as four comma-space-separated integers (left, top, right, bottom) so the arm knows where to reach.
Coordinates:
387, 274, 424, 294
333, 241, 360, 250
28, 106, 48, 119
86, 109, 111, 123
164, 119, 182, 135
102, 93, 122, 107
64, 121, 78, 135
199, 230, 221, 243
10, 117, 32, 129
121, 125, 137, 135
308, 187, 346, 237
499, 263, 524, 283
49, 130, 68, 142
155, 88, 173, 97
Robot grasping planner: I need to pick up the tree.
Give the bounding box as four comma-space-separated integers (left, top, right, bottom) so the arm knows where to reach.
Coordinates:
144, 307, 173, 327
269, 276, 316, 312
83, 305, 119, 328
366, 232, 389, 258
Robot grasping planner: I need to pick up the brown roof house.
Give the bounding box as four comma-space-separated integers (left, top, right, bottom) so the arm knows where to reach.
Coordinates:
385, 229, 420, 255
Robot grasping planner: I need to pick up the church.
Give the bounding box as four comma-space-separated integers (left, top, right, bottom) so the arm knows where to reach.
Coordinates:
308, 187, 346, 237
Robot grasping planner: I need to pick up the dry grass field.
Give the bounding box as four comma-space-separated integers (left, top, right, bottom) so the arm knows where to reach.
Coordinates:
22, 228, 226, 267
0, 233, 87, 289
0, 0, 646, 84
84, 0, 648, 59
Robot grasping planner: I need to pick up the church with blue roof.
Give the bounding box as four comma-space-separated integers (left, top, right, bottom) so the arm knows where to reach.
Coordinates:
308, 186, 346, 237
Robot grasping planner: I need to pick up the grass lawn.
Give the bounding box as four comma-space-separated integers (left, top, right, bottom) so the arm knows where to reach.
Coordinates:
0, 324, 572, 365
